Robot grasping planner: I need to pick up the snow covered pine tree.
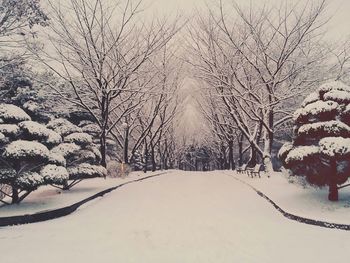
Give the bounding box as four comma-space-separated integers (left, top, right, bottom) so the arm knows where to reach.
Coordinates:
279, 81, 350, 201
0, 104, 68, 204
48, 118, 106, 190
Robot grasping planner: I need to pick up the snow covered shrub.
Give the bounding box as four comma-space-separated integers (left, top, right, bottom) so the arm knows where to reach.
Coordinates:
0, 104, 68, 204
48, 118, 106, 190
47, 118, 83, 137
279, 81, 350, 201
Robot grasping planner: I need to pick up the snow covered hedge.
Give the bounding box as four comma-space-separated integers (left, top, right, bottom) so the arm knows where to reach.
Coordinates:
0, 103, 105, 204
279, 81, 350, 201
48, 118, 105, 190
0, 104, 67, 204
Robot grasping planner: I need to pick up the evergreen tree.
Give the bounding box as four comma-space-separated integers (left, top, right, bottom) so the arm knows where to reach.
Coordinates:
48, 118, 106, 190
279, 81, 350, 201
0, 104, 67, 204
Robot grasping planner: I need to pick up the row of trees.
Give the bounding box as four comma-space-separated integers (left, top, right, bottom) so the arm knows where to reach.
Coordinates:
186, 0, 350, 172
28, 0, 184, 170
0, 0, 184, 204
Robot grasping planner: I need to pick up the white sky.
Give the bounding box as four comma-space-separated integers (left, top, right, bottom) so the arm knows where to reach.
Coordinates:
148, 0, 350, 40
41, 0, 350, 142
146, 0, 350, 141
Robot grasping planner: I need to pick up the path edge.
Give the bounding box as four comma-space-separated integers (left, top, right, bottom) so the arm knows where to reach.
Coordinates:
228, 173, 350, 231
0, 172, 169, 228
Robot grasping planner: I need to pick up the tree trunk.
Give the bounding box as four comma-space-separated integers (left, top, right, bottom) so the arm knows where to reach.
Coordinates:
123, 126, 129, 164
263, 113, 274, 173
11, 185, 19, 204
328, 159, 338, 201
100, 95, 108, 169
151, 143, 156, 172
247, 144, 257, 167
164, 157, 168, 170
100, 133, 107, 169
62, 180, 69, 191
269, 108, 274, 154
228, 140, 234, 170
220, 143, 225, 170
238, 134, 243, 167
143, 141, 148, 173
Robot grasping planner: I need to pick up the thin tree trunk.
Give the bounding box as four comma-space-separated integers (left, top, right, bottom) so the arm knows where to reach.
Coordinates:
328, 159, 338, 201
151, 143, 156, 172
100, 133, 107, 169
247, 145, 257, 167
123, 126, 129, 164
100, 95, 108, 169
228, 140, 234, 170
262, 112, 274, 173
143, 141, 148, 173
11, 185, 19, 204
238, 134, 243, 167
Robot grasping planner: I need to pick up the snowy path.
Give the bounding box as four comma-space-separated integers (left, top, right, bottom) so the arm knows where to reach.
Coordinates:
1, 171, 349, 263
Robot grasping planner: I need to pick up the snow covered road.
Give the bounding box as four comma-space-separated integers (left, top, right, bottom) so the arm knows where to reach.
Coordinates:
1, 171, 350, 263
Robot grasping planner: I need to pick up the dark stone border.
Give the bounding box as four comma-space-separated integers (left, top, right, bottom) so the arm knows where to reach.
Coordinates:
0, 172, 169, 228
228, 174, 350, 231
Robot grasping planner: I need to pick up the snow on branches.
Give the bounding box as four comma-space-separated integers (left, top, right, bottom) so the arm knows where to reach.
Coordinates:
0, 103, 105, 203
293, 101, 339, 124
40, 164, 69, 185
68, 164, 107, 180
0, 104, 31, 123
48, 118, 105, 190
279, 81, 350, 201
64, 132, 93, 146
3, 140, 50, 161
47, 118, 83, 136
319, 137, 350, 158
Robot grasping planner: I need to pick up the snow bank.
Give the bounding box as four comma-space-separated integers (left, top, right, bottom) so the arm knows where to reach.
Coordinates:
0, 171, 166, 216
231, 171, 350, 225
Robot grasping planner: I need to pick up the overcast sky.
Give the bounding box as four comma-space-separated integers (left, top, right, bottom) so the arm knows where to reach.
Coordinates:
149, 0, 350, 40
146, 0, 350, 141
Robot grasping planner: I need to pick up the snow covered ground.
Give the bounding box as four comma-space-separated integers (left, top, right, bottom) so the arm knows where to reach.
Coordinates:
1, 171, 350, 263
0, 171, 168, 217
227, 170, 350, 224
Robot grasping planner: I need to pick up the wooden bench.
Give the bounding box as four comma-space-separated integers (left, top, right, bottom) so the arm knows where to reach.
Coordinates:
246, 164, 263, 178
236, 164, 248, 174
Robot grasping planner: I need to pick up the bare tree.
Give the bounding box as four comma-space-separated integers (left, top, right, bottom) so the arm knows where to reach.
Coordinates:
187, 0, 331, 171
30, 0, 181, 167
126, 43, 182, 171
